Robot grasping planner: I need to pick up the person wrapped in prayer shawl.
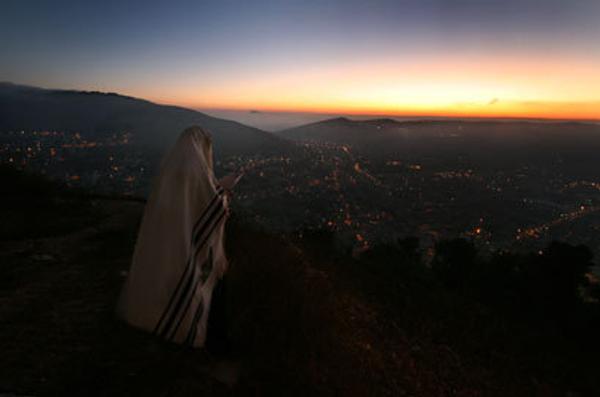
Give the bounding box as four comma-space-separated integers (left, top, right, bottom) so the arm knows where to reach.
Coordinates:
117, 126, 242, 349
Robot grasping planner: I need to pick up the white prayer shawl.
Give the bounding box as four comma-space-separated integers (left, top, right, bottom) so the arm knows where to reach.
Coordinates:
117, 126, 228, 348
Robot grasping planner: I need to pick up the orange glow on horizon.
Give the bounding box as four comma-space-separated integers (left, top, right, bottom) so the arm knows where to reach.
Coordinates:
179, 100, 600, 121
140, 54, 600, 121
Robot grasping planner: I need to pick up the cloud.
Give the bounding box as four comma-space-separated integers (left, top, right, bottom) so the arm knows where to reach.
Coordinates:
488, 98, 499, 105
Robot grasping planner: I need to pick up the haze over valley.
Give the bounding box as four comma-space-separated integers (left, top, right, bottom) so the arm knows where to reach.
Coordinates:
3, 83, 600, 268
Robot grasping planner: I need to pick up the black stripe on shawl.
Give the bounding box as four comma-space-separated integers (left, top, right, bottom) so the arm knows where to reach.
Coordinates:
166, 208, 227, 342
180, 213, 225, 344
185, 247, 213, 346
153, 190, 222, 335
185, 296, 205, 346
164, 251, 211, 342
157, 201, 224, 339
152, 187, 223, 335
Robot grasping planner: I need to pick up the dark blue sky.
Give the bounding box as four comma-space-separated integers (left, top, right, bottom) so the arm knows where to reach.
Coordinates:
2, 0, 599, 118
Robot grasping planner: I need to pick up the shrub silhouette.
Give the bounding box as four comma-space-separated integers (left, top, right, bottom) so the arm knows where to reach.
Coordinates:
430, 237, 595, 327
522, 242, 593, 320
431, 238, 478, 291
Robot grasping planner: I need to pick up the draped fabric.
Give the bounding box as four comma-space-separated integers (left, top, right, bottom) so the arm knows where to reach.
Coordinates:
117, 126, 228, 347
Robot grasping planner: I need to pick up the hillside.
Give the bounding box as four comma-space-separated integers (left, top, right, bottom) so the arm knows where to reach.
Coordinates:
279, 117, 600, 146
1, 166, 599, 396
0, 82, 291, 157
279, 117, 405, 145
279, 117, 600, 152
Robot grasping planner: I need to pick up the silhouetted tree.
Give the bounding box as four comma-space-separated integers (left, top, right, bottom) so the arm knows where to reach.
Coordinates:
477, 252, 524, 310
361, 237, 423, 277
298, 227, 337, 258
522, 242, 593, 320
431, 239, 478, 291
590, 283, 600, 303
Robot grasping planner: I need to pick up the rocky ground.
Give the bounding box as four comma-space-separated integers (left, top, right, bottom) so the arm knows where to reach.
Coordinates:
0, 195, 403, 396
1, 168, 596, 396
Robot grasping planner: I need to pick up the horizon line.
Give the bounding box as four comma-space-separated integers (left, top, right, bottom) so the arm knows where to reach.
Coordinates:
193, 105, 600, 124
5, 81, 599, 124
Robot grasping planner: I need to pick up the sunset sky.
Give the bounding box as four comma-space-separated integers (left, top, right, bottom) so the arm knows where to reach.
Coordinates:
2, 0, 600, 120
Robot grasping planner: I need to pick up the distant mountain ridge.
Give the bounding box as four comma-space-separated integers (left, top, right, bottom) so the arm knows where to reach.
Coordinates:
279, 115, 600, 146
0, 82, 290, 157
278, 116, 429, 147
278, 116, 600, 181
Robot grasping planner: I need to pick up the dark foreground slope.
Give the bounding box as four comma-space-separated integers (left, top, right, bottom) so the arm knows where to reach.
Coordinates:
1, 167, 599, 396
0, 82, 289, 157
